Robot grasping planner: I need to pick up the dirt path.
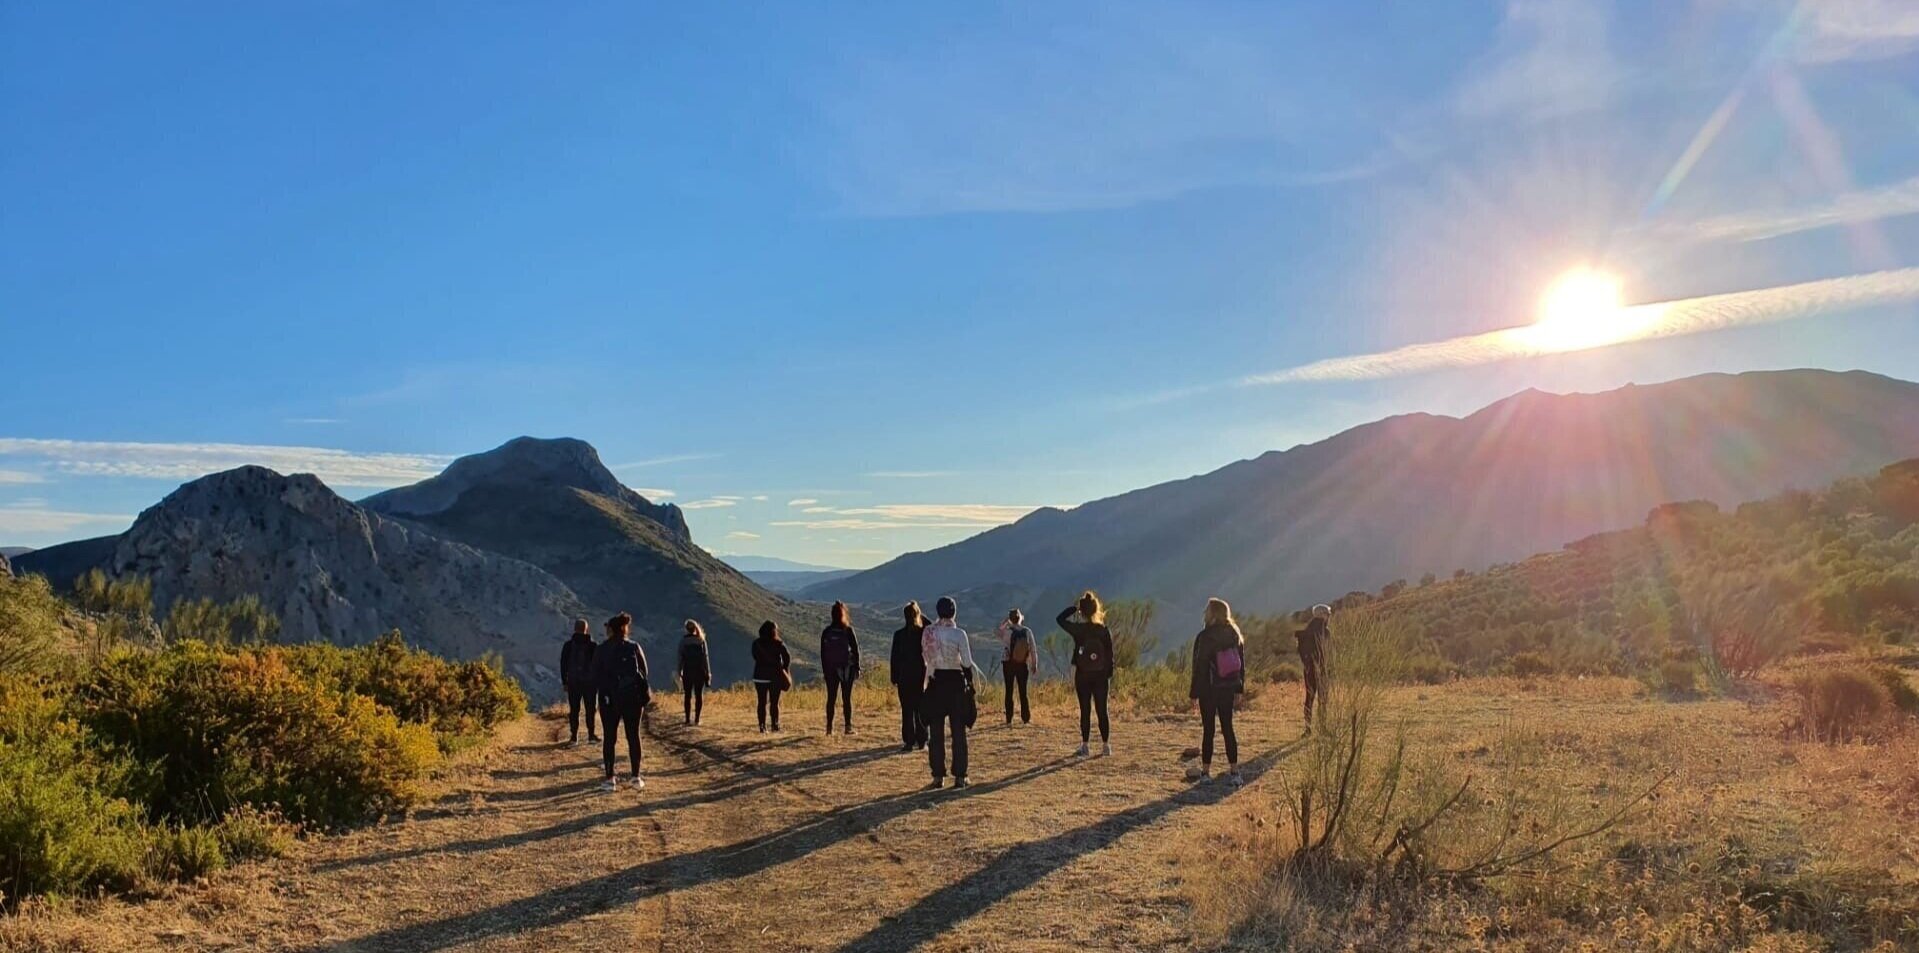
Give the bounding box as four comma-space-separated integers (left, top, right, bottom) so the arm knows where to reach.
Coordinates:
7, 698, 1300, 953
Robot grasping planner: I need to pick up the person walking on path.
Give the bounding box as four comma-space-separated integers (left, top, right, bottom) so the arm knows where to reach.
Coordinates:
1297, 604, 1333, 730
677, 620, 712, 726
751, 620, 792, 733
820, 602, 862, 735
1057, 591, 1116, 757
892, 601, 929, 752
996, 609, 1037, 725
921, 596, 979, 789
590, 613, 650, 791
1187, 598, 1246, 783
559, 618, 599, 746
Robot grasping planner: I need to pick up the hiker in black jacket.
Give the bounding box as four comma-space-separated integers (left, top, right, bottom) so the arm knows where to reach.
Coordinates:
1297, 604, 1332, 730
1187, 598, 1245, 783
558, 618, 598, 745
891, 602, 929, 751
750, 621, 792, 732
1058, 591, 1115, 757
591, 613, 650, 791
819, 602, 861, 735
677, 620, 711, 726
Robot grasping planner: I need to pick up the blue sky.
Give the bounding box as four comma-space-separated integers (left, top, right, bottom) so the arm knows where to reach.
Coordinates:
3, 1, 1916, 567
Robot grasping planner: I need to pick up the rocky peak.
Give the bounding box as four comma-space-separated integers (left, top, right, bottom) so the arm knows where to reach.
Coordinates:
360, 437, 689, 537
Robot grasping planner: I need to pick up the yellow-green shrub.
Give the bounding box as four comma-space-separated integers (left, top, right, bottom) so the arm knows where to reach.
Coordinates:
0, 677, 149, 902
286, 631, 525, 751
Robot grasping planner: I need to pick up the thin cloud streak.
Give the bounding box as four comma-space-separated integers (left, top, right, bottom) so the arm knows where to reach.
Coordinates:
611, 453, 722, 470
1242, 267, 1919, 386
1658, 176, 1919, 245
0, 438, 452, 488
0, 504, 135, 535
0, 470, 47, 485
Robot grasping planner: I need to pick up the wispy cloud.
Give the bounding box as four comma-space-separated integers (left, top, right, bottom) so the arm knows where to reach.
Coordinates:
1655, 175, 1919, 245
1454, 0, 1622, 120
864, 471, 957, 479
787, 498, 820, 507
681, 498, 739, 511
1238, 267, 1919, 385
0, 469, 47, 485
283, 417, 342, 425
725, 531, 761, 540
0, 502, 134, 536
770, 502, 1050, 532
1795, 0, 1919, 63
750, 495, 769, 502
630, 487, 676, 499
0, 438, 451, 488
611, 453, 722, 471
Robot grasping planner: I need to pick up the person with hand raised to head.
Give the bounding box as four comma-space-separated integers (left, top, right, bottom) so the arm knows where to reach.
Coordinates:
590, 612, 650, 792
1058, 590, 1116, 758
920, 596, 979, 789
751, 620, 792, 733
819, 601, 861, 735
677, 619, 712, 726
1187, 598, 1246, 784
891, 601, 930, 752
996, 608, 1037, 726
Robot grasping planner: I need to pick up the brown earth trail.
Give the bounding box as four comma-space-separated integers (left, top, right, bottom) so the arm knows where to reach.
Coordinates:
6, 697, 1298, 953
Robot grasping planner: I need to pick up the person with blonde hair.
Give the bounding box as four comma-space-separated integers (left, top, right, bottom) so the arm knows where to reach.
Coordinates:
1187, 597, 1245, 783
1057, 590, 1116, 757
677, 619, 711, 726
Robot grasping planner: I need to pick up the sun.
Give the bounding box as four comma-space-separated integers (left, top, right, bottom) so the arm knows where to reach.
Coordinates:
1525, 267, 1632, 352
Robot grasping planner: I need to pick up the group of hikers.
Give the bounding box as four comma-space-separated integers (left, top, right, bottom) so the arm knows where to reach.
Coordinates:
557, 592, 1334, 793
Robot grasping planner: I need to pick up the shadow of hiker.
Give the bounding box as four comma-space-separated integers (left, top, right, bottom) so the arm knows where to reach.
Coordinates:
832, 742, 1306, 953
310, 737, 907, 874
296, 757, 1078, 953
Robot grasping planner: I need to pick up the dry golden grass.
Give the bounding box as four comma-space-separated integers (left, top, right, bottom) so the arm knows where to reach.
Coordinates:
3, 671, 1913, 952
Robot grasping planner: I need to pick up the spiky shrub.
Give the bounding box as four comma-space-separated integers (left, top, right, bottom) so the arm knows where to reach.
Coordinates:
286, 631, 525, 752
0, 574, 66, 677
0, 677, 149, 903
1792, 666, 1896, 743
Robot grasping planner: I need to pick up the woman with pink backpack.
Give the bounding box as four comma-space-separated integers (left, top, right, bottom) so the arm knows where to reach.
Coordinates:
1186, 597, 1245, 783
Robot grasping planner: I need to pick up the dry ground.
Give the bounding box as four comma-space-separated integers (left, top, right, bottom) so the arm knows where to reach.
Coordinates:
5, 675, 1915, 952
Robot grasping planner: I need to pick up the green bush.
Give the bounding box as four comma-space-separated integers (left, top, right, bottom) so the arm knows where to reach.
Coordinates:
75, 641, 442, 829
286, 631, 525, 751
1507, 651, 1554, 678
0, 574, 69, 677
212, 805, 296, 862
0, 677, 149, 903
1870, 666, 1919, 715
146, 824, 226, 882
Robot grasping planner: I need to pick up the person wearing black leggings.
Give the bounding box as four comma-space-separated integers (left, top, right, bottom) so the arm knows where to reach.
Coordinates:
819, 602, 861, 734
590, 613, 650, 791
891, 602, 929, 751
751, 620, 791, 732
677, 619, 711, 726
921, 596, 978, 789
1058, 591, 1115, 757
1188, 598, 1245, 783
996, 609, 1037, 725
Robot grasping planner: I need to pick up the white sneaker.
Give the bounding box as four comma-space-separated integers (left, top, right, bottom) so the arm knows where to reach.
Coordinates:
629, 775, 646, 790
1074, 743, 1090, 757
1100, 743, 1113, 758
598, 778, 617, 792
1184, 764, 1210, 781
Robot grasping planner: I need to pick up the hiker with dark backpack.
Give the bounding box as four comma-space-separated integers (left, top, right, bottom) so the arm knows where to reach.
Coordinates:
558, 618, 598, 746
1058, 591, 1116, 758
590, 612, 650, 791
1186, 598, 1245, 784
751, 620, 792, 733
677, 619, 711, 726
892, 601, 929, 752
1297, 604, 1332, 731
996, 609, 1038, 725
920, 596, 979, 789
819, 602, 861, 735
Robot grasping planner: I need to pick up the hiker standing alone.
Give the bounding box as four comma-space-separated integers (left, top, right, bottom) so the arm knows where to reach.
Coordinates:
921, 596, 978, 789
1297, 604, 1333, 730
677, 620, 711, 726
820, 602, 861, 735
1058, 591, 1116, 757
892, 601, 929, 752
559, 618, 598, 746
996, 608, 1037, 726
1187, 598, 1245, 783
591, 613, 650, 791
751, 621, 792, 733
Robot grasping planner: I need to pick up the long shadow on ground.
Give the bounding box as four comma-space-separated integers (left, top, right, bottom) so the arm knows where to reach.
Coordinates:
297, 757, 1076, 953
833, 741, 1306, 953
312, 740, 901, 874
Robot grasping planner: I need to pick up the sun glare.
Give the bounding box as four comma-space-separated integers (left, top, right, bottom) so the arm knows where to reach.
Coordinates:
1523, 267, 1641, 352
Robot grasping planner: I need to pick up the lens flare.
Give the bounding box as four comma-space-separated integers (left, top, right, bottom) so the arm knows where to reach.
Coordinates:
1521, 267, 1655, 352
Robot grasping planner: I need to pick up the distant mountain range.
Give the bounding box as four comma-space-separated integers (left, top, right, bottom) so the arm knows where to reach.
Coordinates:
722, 555, 852, 573
17, 438, 819, 697
0, 546, 33, 559
807, 370, 1919, 631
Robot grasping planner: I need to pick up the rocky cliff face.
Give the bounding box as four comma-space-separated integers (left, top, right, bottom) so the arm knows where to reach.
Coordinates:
362, 436, 689, 538
110, 466, 591, 698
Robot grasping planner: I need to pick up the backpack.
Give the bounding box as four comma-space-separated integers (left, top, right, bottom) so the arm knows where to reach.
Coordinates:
1076, 631, 1112, 675
1213, 644, 1244, 685
1008, 627, 1033, 665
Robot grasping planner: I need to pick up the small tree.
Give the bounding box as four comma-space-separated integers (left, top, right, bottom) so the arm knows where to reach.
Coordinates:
1103, 599, 1158, 668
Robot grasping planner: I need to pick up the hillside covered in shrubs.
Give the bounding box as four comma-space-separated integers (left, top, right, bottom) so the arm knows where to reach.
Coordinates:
1308, 458, 1919, 679
0, 570, 524, 907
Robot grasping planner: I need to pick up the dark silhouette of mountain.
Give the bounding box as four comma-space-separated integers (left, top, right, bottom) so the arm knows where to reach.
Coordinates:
747, 569, 858, 594
0, 546, 33, 559
807, 370, 1919, 626
362, 437, 817, 677
13, 535, 119, 590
